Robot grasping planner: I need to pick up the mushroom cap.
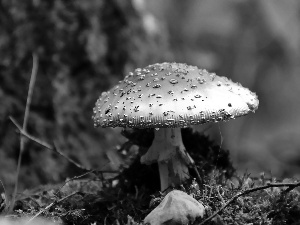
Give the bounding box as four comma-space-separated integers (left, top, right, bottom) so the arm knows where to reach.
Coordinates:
93, 62, 259, 128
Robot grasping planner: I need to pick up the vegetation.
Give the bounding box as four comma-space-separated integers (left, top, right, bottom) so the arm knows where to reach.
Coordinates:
1, 127, 300, 224
1, 0, 300, 224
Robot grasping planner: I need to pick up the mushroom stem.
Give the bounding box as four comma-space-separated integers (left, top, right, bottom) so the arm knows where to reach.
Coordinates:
158, 162, 169, 192
141, 128, 194, 191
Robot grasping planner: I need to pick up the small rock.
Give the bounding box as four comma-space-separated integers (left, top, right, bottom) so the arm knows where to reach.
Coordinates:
144, 190, 205, 225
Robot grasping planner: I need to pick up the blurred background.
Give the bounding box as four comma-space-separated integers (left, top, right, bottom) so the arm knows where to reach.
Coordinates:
1, 0, 300, 194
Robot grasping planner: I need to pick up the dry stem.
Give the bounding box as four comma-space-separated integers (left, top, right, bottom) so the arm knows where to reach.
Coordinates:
9, 116, 118, 175
9, 54, 38, 213
25, 192, 78, 225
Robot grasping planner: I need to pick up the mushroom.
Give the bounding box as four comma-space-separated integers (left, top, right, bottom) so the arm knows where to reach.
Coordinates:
93, 62, 259, 191
144, 190, 205, 225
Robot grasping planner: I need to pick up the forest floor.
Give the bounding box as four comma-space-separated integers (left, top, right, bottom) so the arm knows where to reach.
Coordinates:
1, 128, 300, 225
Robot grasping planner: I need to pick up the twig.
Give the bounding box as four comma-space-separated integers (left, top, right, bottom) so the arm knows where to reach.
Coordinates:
182, 148, 203, 187
53, 141, 90, 171
199, 181, 300, 225
9, 54, 38, 213
9, 116, 119, 175
10, 116, 52, 149
192, 164, 203, 187
10, 116, 89, 171
23, 54, 38, 137
57, 169, 96, 192
26, 168, 111, 224
25, 192, 78, 225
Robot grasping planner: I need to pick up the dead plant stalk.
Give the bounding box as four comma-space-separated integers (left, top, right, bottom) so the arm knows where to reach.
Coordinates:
9, 54, 38, 213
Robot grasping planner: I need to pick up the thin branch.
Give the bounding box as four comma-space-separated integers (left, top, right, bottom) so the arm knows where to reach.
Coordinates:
199, 181, 300, 225
23, 54, 38, 133
9, 116, 119, 175
10, 54, 38, 213
25, 167, 111, 224
182, 148, 203, 187
10, 115, 90, 171
57, 169, 96, 192
10, 116, 52, 149
53, 141, 90, 171
25, 192, 78, 225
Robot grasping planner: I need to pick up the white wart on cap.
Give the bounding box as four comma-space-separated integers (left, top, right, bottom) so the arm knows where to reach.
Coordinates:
93, 62, 259, 128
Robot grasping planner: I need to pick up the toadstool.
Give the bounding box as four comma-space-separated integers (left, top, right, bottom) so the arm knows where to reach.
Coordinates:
144, 190, 205, 225
92, 62, 259, 191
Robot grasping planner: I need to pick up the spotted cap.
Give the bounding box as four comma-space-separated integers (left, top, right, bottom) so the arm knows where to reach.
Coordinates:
93, 62, 259, 128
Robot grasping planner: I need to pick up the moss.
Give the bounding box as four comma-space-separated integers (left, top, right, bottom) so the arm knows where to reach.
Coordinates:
1, 129, 300, 225
269, 192, 300, 224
